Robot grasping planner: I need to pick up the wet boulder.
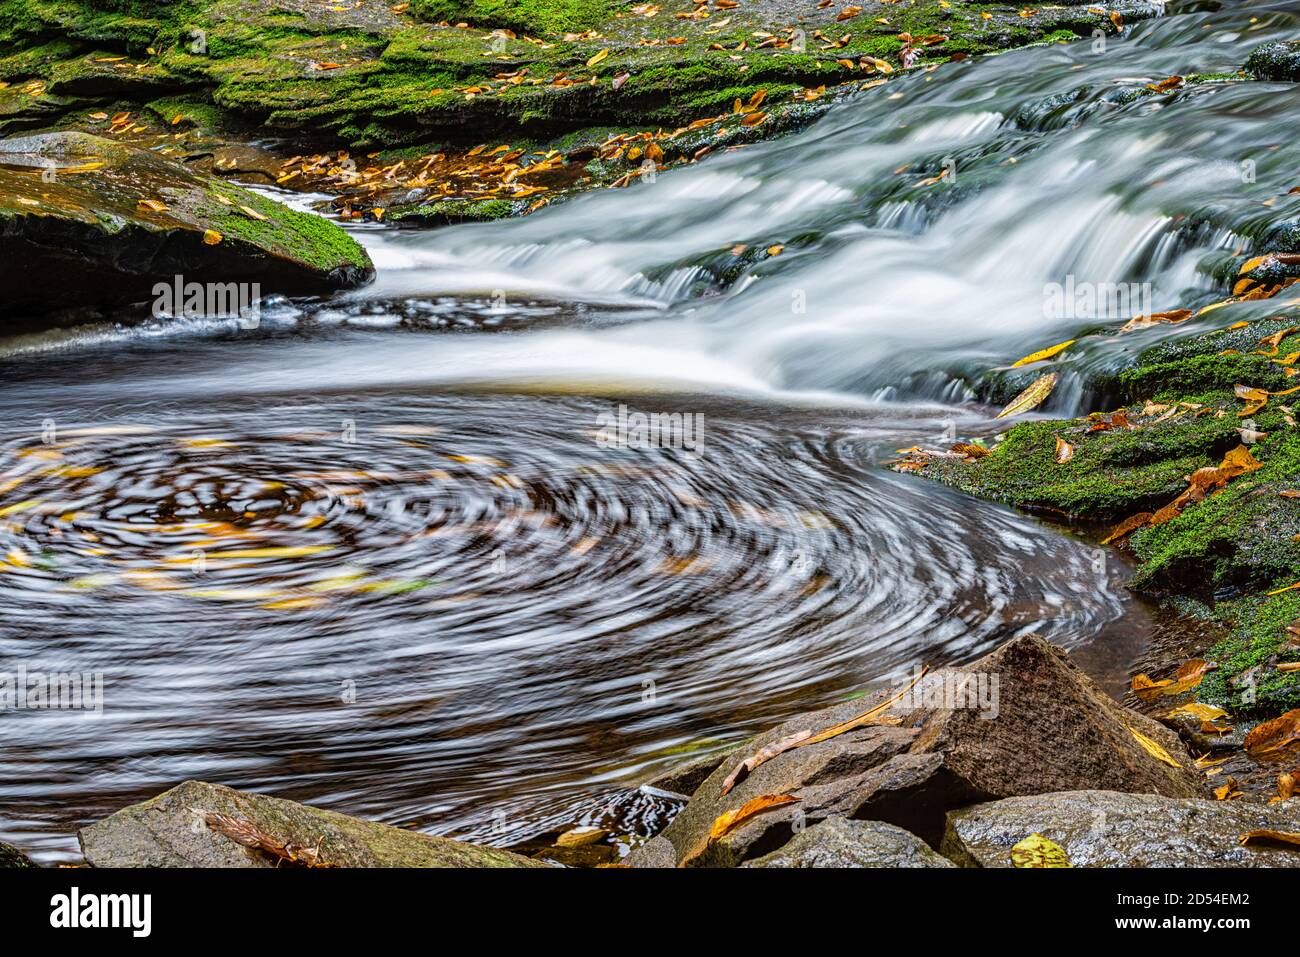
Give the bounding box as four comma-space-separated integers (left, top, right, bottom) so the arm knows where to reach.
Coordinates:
0, 841, 36, 868
78, 781, 544, 868
943, 790, 1300, 867
626, 834, 678, 868
743, 818, 955, 868
1245, 40, 1300, 82
637, 743, 745, 799
0, 132, 373, 324
656, 635, 1203, 867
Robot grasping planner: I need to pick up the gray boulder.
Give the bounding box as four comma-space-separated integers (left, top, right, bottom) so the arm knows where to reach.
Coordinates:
625, 835, 678, 868
943, 790, 1300, 867
656, 635, 1202, 867
743, 818, 955, 868
0, 132, 373, 322
79, 781, 544, 868
638, 742, 746, 798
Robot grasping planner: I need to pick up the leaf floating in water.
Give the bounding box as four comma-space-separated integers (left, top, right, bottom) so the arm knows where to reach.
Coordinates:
260, 596, 326, 611
1146, 75, 1183, 93
995, 372, 1057, 419
1119, 309, 1191, 333
0, 499, 44, 518
1011, 339, 1074, 367
447, 453, 506, 467
1131, 673, 1171, 701
167, 545, 334, 563
1131, 659, 1215, 701
1010, 833, 1071, 868
1167, 702, 1229, 723
1244, 709, 1300, 764
766, 244, 784, 256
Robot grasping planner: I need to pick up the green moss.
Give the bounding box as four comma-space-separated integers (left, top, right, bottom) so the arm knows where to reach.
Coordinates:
1199, 593, 1300, 717
142, 95, 228, 132
905, 310, 1300, 720
917, 404, 1240, 521
201, 181, 370, 274
411, 0, 613, 34
388, 197, 514, 225
0, 0, 1145, 150
1130, 428, 1300, 593
1120, 353, 1291, 399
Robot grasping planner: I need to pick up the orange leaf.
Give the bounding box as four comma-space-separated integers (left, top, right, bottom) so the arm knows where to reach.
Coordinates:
708, 794, 799, 839
1244, 709, 1300, 763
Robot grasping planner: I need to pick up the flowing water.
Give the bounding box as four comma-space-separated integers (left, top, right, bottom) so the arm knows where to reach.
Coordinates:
2, 0, 1298, 862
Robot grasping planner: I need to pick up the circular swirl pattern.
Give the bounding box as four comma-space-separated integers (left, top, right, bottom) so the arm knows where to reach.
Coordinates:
0, 392, 1132, 861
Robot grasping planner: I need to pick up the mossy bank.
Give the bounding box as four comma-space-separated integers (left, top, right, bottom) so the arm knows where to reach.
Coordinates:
0, 0, 1154, 151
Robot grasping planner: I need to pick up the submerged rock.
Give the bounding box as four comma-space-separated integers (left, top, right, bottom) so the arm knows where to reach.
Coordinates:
0, 132, 373, 323
0, 841, 36, 868
743, 818, 955, 869
78, 781, 543, 868
943, 790, 1300, 867
1245, 40, 1300, 82
656, 635, 1201, 867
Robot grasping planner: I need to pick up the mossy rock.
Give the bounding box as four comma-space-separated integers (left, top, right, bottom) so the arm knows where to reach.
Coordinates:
0, 130, 372, 322
388, 196, 515, 226
0, 840, 35, 868
1244, 39, 1300, 82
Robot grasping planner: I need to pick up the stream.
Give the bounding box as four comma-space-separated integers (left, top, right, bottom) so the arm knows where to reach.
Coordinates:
1, 0, 1297, 862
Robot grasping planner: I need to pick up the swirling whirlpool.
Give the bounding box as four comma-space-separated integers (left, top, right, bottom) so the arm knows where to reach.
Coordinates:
0, 391, 1139, 860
